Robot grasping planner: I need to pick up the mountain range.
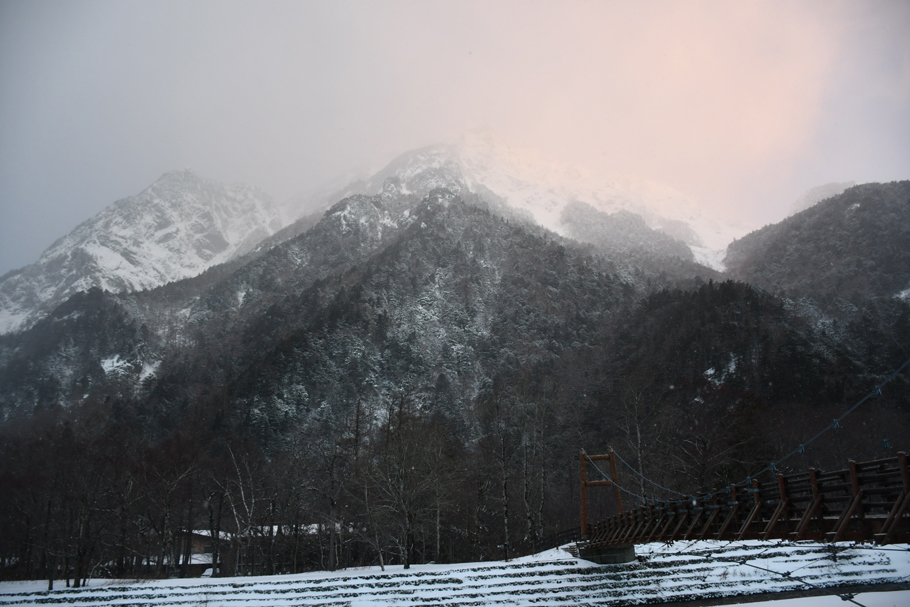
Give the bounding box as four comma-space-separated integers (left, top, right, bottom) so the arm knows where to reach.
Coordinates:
0, 145, 904, 432
0, 140, 907, 432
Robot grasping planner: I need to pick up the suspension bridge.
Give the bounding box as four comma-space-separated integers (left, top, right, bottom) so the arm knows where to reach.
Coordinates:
577, 358, 910, 565
579, 450, 910, 562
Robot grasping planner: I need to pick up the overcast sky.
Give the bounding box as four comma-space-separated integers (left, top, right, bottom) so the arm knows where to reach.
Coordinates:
1, 0, 908, 276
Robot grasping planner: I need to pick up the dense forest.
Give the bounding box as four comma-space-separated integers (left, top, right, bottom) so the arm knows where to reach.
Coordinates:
1, 182, 908, 585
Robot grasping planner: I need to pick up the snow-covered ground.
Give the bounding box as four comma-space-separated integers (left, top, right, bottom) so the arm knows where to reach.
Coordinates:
733, 590, 909, 607
1, 540, 908, 606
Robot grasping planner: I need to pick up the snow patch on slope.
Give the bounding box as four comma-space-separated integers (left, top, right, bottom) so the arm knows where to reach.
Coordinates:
704, 355, 738, 386
691, 245, 728, 271
139, 360, 160, 382
101, 355, 130, 376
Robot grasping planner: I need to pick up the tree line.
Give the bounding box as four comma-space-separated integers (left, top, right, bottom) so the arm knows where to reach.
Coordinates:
0, 383, 584, 586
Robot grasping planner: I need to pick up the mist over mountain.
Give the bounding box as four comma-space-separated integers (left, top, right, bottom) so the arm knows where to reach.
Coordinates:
388, 134, 737, 249
558, 202, 699, 273
788, 181, 855, 216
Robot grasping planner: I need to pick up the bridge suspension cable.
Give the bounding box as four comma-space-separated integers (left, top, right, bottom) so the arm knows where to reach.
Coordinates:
581, 359, 910, 528
737, 356, 910, 487
843, 425, 910, 467
609, 448, 687, 500
580, 447, 650, 503
588, 357, 910, 509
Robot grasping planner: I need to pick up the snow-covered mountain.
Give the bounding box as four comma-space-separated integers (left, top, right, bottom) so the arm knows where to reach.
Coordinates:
349, 133, 747, 267
0, 170, 282, 333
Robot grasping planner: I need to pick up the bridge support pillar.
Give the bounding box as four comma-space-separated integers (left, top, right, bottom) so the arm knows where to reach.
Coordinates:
578, 543, 636, 564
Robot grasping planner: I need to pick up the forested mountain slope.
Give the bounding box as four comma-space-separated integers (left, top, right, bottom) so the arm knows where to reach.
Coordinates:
591, 280, 910, 494
725, 181, 910, 303
0, 190, 638, 429
224, 193, 636, 447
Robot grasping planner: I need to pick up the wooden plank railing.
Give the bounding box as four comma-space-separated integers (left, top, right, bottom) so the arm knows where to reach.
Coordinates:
583, 452, 910, 549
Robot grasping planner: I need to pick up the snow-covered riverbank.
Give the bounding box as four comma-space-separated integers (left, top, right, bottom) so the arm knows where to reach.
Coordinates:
1, 540, 908, 606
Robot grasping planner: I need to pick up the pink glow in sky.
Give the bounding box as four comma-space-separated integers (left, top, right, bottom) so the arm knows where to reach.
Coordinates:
1, 0, 908, 274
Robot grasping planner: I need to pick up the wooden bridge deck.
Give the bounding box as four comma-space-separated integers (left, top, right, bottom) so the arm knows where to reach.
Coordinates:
582, 453, 910, 550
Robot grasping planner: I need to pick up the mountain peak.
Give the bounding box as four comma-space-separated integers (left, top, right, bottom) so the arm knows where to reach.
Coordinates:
0, 171, 283, 334
143, 168, 205, 190
357, 135, 745, 264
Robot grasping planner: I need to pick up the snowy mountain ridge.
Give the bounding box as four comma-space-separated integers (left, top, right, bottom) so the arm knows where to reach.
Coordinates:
0, 170, 282, 334
345, 133, 748, 269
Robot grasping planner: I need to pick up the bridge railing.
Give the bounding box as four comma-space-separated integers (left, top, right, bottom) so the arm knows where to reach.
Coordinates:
583, 452, 910, 549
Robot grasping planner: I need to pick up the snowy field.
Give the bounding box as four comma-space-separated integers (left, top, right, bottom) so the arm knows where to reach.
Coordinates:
1, 541, 908, 606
